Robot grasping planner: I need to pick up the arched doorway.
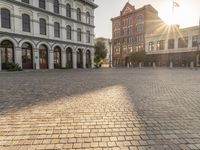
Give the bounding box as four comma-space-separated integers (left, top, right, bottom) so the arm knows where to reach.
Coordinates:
0, 40, 14, 69
39, 44, 48, 69
77, 49, 83, 68
22, 42, 33, 69
54, 46, 61, 69
66, 47, 73, 68
86, 50, 91, 68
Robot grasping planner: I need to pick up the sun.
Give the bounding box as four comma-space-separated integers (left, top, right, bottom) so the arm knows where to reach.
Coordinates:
159, 0, 194, 27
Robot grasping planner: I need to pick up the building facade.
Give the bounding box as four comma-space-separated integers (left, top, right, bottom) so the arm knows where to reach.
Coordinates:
145, 26, 200, 67
95, 37, 112, 67
111, 2, 165, 67
0, 0, 97, 71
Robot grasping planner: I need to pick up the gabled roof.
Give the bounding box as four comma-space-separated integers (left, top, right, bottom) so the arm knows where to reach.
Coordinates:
121, 2, 135, 15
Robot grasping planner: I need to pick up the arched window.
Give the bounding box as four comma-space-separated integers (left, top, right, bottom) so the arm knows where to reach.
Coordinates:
22, 0, 29, 4
22, 42, 33, 69
66, 4, 71, 18
0, 40, 14, 69
77, 8, 81, 21
39, 44, 48, 69
54, 0, 59, 14
54, 22, 60, 37
1, 8, 11, 29
86, 12, 90, 24
39, 0, 45, 9
86, 31, 90, 43
39, 18, 46, 35
77, 28, 81, 41
22, 14, 30, 32
66, 25, 72, 40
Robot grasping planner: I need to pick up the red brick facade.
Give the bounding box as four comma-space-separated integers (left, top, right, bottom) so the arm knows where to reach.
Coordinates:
111, 2, 165, 66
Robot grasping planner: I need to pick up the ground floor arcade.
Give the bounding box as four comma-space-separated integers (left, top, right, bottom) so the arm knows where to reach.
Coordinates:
0, 37, 94, 71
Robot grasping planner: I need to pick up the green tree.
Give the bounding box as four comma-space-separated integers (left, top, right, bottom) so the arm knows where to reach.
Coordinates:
129, 51, 146, 65
94, 40, 107, 67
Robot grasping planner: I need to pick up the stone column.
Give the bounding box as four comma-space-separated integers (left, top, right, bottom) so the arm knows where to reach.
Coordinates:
61, 50, 66, 68
49, 50, 54, 69
72, 51, 77, 69
82, 49, 86, 69
0, 49, 1, 71
91, 50, 95, 68
15, 47, 22, 68
33, 48, 40, 69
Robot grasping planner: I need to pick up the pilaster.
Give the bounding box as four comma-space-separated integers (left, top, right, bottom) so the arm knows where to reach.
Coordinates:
91, 49, 94, 68
0, 49, 1, 71
15, 47, 22, 67
33, 48, 40, 69
82, 49, 86, 69
49, 50, 54, 69
72, 50, 77, 69
61, 50, 66, 68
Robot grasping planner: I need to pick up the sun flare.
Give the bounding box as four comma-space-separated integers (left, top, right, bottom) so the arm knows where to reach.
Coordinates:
159, 0, 195, 27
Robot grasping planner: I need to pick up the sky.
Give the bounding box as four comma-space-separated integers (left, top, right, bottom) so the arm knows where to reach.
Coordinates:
94, 0, 200, 39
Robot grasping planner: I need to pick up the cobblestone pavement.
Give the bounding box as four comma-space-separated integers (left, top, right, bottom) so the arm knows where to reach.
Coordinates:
0, 68, 200, 150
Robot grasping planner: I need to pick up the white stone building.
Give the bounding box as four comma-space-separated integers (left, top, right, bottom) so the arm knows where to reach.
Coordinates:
0, 0, 97, 71
145, 25, 200, 67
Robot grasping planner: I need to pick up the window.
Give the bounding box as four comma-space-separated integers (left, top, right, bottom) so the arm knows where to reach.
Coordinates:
66, 4, 71, 18
39, 18, 46, 35
66, 25, 71, 40
168, 39, 174, 49
86, 31, 90, 43
178, 37, 188, 48
77, 8, 81, 21
54, 22, 60, 37
1, 8, 11, 29
157, 40, 165, 50
148, 42, 154, 51
39, 0, 45, 9
22, 0, 29, 4
77, 28, 81, 41
136, 24, 144, 32
86, 12, 90, 24
136, 14, 144, 21
22, 14, 30, 32
192, 35, 198, 47
54, 0, 59, 14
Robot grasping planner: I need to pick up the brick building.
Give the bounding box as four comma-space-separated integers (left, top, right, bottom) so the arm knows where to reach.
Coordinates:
111, 2, 166, 67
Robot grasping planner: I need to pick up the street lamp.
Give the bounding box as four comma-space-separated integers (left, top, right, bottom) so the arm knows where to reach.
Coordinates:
109, 39, 112, 68
196, 17, 200, 69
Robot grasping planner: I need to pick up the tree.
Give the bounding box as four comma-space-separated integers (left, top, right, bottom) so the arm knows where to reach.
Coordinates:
129, 51, 146, 66
94, 40, 107, 67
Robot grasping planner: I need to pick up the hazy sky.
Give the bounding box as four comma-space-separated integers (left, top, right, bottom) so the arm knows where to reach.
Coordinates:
94, 0, 200, 39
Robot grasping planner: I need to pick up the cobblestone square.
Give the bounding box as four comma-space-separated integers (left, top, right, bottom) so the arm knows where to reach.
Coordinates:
0, 68, 200, 150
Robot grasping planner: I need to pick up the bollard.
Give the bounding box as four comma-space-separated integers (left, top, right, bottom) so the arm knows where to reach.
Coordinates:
190, 61, 194, 69
153, 62, 156, 68
170, 61, 173, 69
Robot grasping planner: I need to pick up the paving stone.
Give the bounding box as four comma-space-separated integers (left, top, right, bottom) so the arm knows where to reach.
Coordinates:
0, 69, 200, 149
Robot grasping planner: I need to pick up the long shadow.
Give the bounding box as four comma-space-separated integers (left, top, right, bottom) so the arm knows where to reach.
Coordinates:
0, 68, 200, 149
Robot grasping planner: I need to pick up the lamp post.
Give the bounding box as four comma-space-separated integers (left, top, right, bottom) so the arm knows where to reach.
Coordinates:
109, 39, 112, 68
196, 17, 200, 69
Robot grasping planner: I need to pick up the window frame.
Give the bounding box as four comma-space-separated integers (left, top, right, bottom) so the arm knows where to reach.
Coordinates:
54, 22, 60, 38
39, 0, 46, 9
22, 13, 31, 32
1, 8, 11, 29
39, 18, 46, 35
